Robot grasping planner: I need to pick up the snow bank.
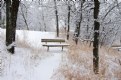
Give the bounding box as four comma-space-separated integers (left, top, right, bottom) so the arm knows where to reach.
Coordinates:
0, 29, 63, 80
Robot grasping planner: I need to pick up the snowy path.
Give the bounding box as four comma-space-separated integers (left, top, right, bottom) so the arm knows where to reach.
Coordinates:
1, 51, 62, 80
31, 53, 61, 80
0, 29, 64, 80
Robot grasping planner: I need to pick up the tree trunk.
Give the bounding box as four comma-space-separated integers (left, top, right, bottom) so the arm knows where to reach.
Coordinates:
40, 1, 46, 31
86, 15, 90, 39
6, 0, 20, 54
93, 0, 100, 74
20, 7, 29, 30
0, 0, 1, 27
42, 12, 46, 32
67, 4, 70, 40
54, 0, 59, 37
6, 0, 12, 53
75, 0, 85, 44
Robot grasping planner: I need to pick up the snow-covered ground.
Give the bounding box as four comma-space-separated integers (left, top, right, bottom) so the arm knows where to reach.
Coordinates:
0, 28, 121, 80
0, 28, 67, 80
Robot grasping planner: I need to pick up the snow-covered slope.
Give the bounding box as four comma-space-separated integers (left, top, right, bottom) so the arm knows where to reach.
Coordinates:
1, 28, 121, 80
0, 28, 64, 80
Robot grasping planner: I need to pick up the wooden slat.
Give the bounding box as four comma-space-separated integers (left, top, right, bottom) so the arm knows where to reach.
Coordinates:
42, 44, 69, 47
41, 39, 65, 42
42, 44, 69, 51
111, 45, 121, 51
111, 45, 121, 47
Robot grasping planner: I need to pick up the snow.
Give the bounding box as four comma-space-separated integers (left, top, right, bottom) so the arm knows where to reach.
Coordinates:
31, 53, 61, 80
1, 51, 61, 80
0, 28, 121, 80
0, 28, 65, 80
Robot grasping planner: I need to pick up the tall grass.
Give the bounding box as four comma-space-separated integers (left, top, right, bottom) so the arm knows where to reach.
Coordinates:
52, 32, 121, 80
16, 31, 52, 64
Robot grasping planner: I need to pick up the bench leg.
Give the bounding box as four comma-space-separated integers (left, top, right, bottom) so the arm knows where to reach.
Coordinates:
62, 46, 63, 51
47, 46, 49, 51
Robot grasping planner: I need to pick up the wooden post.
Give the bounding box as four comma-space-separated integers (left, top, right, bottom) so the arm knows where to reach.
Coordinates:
47, 46, 49, 51
62, 46, 63, 51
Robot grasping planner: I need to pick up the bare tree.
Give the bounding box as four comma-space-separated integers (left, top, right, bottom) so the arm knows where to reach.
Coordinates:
20, 3, 29, 30
74, 0, 85, 44
6, 0, 20, 54
54, 0, 59, 37
67, 1, 71, 40
93, 0, 100, 74
0, 0, 2, 27
40, 1, 47, 31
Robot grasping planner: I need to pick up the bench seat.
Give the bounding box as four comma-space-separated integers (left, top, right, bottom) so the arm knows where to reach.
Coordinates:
42, 44, 69, 51
111, 45, 121, 51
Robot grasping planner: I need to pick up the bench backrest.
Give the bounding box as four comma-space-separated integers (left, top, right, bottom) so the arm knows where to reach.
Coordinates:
111, 45, 121, 47
41, 39, 65, 42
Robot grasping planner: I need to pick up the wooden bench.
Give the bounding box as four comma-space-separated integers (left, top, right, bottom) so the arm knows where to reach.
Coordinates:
41, 39, 65, 44
111, 45, 121, 51
41, 38, 69, 51
111, 45, 121, 47
43, 44, 69, 51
